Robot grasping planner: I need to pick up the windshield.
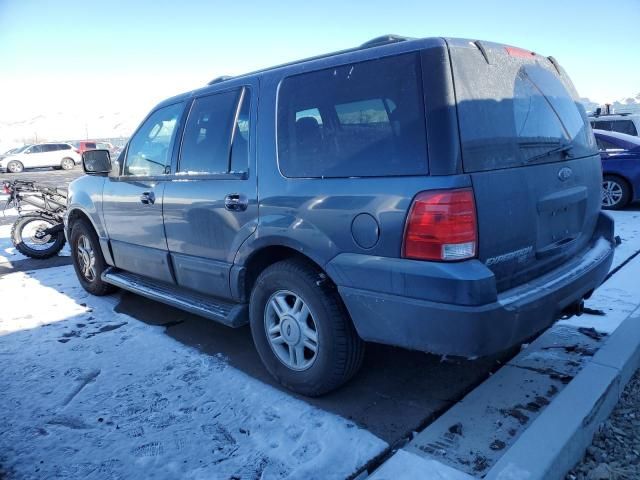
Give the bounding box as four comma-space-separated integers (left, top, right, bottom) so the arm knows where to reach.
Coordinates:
451, 46, 597, 172
8, 145, 32, 154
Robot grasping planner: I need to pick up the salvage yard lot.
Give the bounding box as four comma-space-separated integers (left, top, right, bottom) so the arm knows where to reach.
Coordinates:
0, 206, 639, 479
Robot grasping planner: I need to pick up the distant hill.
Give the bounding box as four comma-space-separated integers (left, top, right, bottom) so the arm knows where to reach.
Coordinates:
0, 110, 141, 151
581, 93, 640, 115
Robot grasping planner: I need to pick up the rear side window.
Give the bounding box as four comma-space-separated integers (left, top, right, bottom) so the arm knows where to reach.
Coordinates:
450, 47, 596, 172
610, 120, 638, 136
85, 142, 97, 149
59, 144, 71, 150
277, 53, 428, 178
179, 87, 250, 175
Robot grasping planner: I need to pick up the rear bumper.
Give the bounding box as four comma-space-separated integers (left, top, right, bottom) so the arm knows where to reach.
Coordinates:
328, 213, 615, 357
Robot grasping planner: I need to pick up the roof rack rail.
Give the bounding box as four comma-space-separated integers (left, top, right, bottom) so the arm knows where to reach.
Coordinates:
207, 75, 233, 86
360, 34, 409, 49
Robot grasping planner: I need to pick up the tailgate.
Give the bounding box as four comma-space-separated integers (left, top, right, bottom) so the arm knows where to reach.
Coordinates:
472, 155, 602, 291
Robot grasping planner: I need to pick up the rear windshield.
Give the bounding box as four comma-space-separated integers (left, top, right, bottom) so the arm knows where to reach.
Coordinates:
450, 46, 596, 172
277, 53, 428, 178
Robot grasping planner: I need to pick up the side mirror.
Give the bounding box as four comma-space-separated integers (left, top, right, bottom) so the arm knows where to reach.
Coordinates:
82, 149, 111, 175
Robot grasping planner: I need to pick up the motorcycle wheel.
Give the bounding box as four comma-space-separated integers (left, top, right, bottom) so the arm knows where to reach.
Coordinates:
11, 214, 66, 259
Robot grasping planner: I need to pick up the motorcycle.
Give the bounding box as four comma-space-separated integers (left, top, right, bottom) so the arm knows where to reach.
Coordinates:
2, 179, 67, 259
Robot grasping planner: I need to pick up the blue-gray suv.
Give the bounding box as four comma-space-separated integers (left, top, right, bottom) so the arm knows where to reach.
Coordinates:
66, 36, 615, 396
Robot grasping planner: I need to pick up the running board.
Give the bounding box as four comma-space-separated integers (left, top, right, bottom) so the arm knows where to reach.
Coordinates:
102, 268, 248, 327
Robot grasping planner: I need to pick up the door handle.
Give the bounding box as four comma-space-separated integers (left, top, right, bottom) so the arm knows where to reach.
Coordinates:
140, 191, 155, 205
224, 193, 248, 212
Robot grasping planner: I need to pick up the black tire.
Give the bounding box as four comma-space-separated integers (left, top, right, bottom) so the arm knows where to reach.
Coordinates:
60, 157, 75, 170
6, 160, 23, 173
11, 214, 66, 259
602, 175, 631, 210
249, 259, 364, 396
70, 219, 116, 296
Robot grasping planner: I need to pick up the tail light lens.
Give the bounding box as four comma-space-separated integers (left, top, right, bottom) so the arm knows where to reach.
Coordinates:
403, 188, 478, 261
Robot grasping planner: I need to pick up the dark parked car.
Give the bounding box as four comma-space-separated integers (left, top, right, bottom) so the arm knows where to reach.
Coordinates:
594, 129, 640, 209
66, 36, 615, 396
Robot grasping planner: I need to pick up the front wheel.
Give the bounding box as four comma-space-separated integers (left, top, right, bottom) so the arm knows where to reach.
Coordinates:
7, 160, 24, 173
70, 220, 116, 296
11, 214, 66, 259
249, 259, 364, 396
602, 175, 631, 210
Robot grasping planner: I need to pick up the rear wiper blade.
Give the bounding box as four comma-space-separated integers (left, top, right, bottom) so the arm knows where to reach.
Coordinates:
525, 144, 573, 164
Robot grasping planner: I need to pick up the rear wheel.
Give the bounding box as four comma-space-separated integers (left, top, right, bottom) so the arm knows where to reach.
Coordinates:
7, 160, 23, 173
249, 259, 364, 396
70, 219, 116, 296
602, 175, 631, 210
11, 214, 66, 259
60, 157, 75, 170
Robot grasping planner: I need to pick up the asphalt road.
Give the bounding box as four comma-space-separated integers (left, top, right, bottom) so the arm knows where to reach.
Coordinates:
0, 164, 510, 447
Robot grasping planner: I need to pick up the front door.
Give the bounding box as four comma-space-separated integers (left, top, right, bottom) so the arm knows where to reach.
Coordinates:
102, 101, 185, 283
163, 84, 258, 299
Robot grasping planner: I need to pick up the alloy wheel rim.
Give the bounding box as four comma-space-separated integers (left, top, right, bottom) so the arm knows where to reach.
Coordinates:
8, 163, 21, 173
264, 290, 319, 371
602, 181, 623, 207
21, 219, 54, 250
62, 159, 74, 169
76, 234, 96, 282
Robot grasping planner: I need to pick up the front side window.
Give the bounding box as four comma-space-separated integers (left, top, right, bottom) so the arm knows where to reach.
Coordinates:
277, 53, 428, 178
28, 145, 44, 154
124, 102, 183, 176
593, 121, 611, 131
179, 87, 251, 175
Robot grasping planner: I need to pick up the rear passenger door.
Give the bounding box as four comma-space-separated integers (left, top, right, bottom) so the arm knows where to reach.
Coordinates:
162, 82, 257, 299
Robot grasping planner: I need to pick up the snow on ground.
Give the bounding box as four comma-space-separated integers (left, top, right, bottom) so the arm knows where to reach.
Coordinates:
610, 209, 640, 270
558, 209, 640, 334
0, 266, 386, 479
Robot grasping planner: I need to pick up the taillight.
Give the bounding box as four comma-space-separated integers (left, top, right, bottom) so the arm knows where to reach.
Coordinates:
402, 188, 478, 262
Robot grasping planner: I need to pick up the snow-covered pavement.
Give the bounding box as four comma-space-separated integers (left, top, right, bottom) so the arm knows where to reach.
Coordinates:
0, 267, 386, 479
0, 209, 638, 479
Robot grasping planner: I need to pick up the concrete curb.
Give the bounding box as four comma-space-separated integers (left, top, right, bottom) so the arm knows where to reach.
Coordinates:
485, 305, 640, 480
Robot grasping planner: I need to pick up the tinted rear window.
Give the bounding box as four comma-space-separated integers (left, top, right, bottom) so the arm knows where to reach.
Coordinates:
277, 53, 428, 178
450, 46, 596, 172
610, 120, 638, 136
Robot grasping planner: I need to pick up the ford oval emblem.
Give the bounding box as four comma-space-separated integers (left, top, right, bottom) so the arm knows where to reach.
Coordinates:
558, 167, 573, 181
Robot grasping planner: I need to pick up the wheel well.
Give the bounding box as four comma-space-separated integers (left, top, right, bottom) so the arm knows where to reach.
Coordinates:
242, 246, 331, 301
67, 209, 93, 233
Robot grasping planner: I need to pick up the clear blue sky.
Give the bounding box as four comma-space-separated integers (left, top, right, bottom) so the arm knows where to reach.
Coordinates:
0, 0, 638, 124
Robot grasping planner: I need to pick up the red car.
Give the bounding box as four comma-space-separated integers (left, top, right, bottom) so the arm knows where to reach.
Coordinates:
73, 141, 113, 156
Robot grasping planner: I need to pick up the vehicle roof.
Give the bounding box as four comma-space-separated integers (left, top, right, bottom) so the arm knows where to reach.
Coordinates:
153, 35, 547, 111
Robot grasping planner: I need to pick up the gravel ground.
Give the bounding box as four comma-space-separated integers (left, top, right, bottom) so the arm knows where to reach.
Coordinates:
567, 368, 640, 480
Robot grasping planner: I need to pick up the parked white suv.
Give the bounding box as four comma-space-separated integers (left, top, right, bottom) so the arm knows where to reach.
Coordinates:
589, 113, 640, 137
0, 143, 81, 173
